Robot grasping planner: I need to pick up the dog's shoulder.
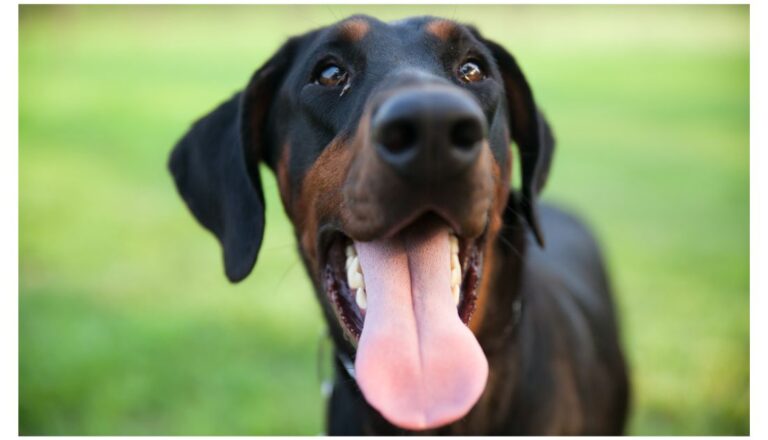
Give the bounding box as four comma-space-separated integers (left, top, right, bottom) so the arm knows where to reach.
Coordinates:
513, 202, 629, 434
519, 202, 622, 355
523, 202, 612, 308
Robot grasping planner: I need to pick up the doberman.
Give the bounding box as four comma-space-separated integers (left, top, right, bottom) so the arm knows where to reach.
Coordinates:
169, 15, 630, 435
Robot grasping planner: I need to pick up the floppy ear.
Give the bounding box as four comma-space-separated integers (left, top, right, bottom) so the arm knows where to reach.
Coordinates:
168, 39, 299, 282
477, 36, 556, 247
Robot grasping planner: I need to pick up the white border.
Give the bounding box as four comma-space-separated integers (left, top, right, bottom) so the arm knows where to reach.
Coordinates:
10, 0, 757, 4
750, 0, 763, 438
10, 1, 759, 439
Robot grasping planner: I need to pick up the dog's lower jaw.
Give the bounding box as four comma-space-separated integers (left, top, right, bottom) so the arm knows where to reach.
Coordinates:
325, 217, 528, 435
316, 217, 492, 430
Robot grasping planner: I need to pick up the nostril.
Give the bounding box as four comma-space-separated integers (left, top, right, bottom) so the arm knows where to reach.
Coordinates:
450, 117, 484, 150
378, 119, 418, 154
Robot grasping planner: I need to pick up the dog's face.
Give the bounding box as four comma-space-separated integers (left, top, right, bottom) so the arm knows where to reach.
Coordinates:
170, 15, 553, 431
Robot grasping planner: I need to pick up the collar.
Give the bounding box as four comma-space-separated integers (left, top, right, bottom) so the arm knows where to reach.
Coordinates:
336, 349, 357, 380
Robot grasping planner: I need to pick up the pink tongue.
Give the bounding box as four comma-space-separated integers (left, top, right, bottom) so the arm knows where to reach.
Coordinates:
354, 224, 488, 430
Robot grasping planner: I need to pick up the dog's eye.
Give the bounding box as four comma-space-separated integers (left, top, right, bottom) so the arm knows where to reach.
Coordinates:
457, 61, 485, 83
315, 64, 349, 87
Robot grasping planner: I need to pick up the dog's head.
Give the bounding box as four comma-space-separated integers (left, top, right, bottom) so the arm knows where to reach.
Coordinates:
169, 15, 554, 431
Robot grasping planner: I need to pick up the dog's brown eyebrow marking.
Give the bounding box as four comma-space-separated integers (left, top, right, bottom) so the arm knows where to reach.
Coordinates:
337, 18, 370, 42
425, 19, 459, 41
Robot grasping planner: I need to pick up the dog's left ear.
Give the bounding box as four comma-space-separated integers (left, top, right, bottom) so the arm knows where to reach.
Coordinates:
472, 31, 555, 247
168, 38, 300, 282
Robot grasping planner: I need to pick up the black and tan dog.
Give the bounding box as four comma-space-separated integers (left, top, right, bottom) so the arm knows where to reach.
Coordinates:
169, 15, 629, 435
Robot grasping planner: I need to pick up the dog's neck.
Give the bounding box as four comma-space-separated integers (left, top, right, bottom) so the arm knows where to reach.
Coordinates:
473, 195, 529, 355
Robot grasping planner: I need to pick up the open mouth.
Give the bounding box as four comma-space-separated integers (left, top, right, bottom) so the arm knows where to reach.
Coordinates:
321, 214, 489, 430
323, 219, 485, 341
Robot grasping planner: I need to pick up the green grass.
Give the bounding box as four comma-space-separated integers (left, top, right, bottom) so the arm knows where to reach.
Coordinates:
19, 5, 749, 435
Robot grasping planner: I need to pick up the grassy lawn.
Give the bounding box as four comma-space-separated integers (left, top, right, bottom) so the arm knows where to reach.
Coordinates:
19, 5, 749, 435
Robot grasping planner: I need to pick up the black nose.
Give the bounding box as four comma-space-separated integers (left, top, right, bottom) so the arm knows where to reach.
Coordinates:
371, 88, 486, 181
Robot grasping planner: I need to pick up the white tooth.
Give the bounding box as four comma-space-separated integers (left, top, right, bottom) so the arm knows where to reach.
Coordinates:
348, 270, 364, 289
347, 255, 364, 289
451, 284, 460, 306
450, 235, 459, 254
345, 244, 356, 258
356, 288, 367, 310
346, 255, 359, 276
451, 253, 461, 271
451, 266, 461, 286
345, 254, 358, 270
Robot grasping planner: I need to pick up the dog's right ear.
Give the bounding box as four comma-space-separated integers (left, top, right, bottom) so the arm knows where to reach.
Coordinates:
168, 38, 301, 282
469, 30, 556, 248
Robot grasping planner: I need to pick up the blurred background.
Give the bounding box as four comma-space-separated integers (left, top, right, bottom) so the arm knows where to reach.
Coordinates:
19, 4, 749, 435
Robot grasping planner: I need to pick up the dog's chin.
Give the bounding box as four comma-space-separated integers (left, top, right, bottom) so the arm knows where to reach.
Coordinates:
321, 213, 487, 345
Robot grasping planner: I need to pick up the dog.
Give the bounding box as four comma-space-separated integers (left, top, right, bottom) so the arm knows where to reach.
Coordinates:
168, 15, 630, 435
